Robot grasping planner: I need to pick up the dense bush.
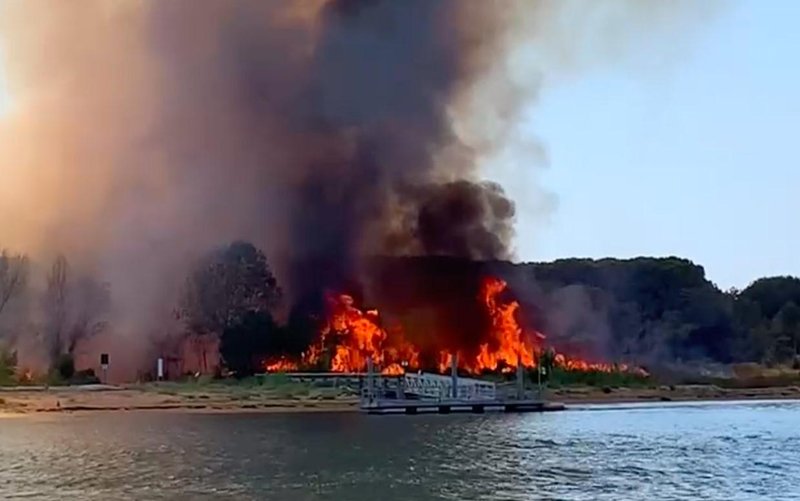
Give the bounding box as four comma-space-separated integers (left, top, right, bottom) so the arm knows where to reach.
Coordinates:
54, 353, 76, 381
0, 346, 16, 386
542, 367, 651, 388
180, 251, 800, 377
220, 311, 280, 378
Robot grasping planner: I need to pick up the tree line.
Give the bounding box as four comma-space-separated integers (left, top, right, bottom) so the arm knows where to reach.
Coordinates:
3, 243, 800, 381
515, 257, 800, 367
0, 250, 110, 382
182, 249, 800, 376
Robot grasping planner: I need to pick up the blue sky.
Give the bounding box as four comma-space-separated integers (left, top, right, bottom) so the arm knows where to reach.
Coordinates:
497, 1, 800, 290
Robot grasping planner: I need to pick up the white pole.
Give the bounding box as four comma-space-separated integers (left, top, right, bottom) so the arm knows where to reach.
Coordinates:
450, 353, 458, 399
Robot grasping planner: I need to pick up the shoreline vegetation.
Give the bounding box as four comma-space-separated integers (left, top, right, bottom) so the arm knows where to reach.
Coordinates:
5, 252, 800, 419
2, 369, 800, 416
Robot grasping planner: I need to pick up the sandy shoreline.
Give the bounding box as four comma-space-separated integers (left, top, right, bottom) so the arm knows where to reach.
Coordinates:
0, 385, 359, 415
552, 384, 800, 405
1, 383, 799, 416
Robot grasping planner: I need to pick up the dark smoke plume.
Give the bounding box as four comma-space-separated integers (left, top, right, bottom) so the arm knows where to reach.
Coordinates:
146, 0, 519, 298
0, 0, 721, 375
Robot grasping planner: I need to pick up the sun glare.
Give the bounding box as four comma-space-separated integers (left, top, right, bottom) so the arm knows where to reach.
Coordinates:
0, 44, 11, 117
0, 68, 10, 117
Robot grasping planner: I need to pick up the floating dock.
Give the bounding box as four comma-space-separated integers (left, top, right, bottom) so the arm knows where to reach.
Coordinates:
362, 398, 565, 415
359, 356, 566, 415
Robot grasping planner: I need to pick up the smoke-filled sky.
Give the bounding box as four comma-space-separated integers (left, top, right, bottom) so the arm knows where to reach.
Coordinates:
496, 0, 800, 290
0, 0, 527, 314
0, 0, 751, 313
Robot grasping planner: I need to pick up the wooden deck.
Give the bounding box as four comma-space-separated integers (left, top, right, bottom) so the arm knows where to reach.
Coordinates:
361, 398, 566, 415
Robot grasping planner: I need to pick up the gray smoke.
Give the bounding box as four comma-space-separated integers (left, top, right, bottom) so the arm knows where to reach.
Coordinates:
0, 0, 722, 377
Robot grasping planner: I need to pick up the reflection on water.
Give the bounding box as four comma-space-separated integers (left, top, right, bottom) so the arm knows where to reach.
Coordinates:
1, 401, 799, 500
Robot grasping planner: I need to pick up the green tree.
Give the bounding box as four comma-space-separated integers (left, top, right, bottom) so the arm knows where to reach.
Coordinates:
0, 344, 16, 385
0, 250, 28, 320
741, 277, 800, 319
220, 311, 278, 377
54, 353, 76, 381
42, 254, 69, 363
66, 276, 111, 355
772, 301, 800, 362
41, 255, 111, 367
181, 241, 282, 336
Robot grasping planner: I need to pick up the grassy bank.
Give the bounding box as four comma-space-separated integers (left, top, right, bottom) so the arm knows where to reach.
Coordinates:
0, 374, 361, 414
135, 373, 360, 402
538, 363, 800, 404
3, 365, 800, 415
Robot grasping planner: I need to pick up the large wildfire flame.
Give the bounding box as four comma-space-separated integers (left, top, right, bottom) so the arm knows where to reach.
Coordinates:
296, 292, 419, 374
438, 277, 544, 374
263, 276, 643, 376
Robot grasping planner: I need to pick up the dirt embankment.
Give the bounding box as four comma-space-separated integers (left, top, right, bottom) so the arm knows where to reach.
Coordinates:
552, 384, 800, 404
0, 384, 358, 415
2, 382, 799, 416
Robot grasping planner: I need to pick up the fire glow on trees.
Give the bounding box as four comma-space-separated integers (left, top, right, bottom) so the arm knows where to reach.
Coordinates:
437, 276, 544, 374
263, 275, 643, 376
298, 292, 420, 374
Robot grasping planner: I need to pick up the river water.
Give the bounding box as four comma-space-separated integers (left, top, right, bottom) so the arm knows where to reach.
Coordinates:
1, 400, 798, 500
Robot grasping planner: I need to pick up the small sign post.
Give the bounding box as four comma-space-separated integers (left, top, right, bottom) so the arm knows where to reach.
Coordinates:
100, 353, 109, 384
538, 365, 546, 399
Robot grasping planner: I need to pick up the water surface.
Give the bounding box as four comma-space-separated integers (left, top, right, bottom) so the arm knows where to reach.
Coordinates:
1, 400, 798, 500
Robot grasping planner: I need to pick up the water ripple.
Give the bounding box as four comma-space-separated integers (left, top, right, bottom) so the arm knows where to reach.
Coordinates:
1, 401, 799, 500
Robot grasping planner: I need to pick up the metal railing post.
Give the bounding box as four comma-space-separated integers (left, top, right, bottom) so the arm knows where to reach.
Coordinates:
451, 353, 458, 399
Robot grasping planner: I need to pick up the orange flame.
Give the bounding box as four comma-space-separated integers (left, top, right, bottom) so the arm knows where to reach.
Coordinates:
299, 292, 419, 374
438, 277, 544, 373
327, 293, 385, 371
435, 277, 644, 377
263, 275, 645, 377
553, 354, 649, 376
381, 363, 405, 376
263, 357, 299, 373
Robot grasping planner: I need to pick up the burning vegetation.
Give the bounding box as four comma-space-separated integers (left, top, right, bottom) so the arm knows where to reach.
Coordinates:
258, 268, 643, 378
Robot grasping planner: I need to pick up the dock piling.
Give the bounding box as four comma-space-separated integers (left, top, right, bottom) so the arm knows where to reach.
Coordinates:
450, 353, 458, 399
